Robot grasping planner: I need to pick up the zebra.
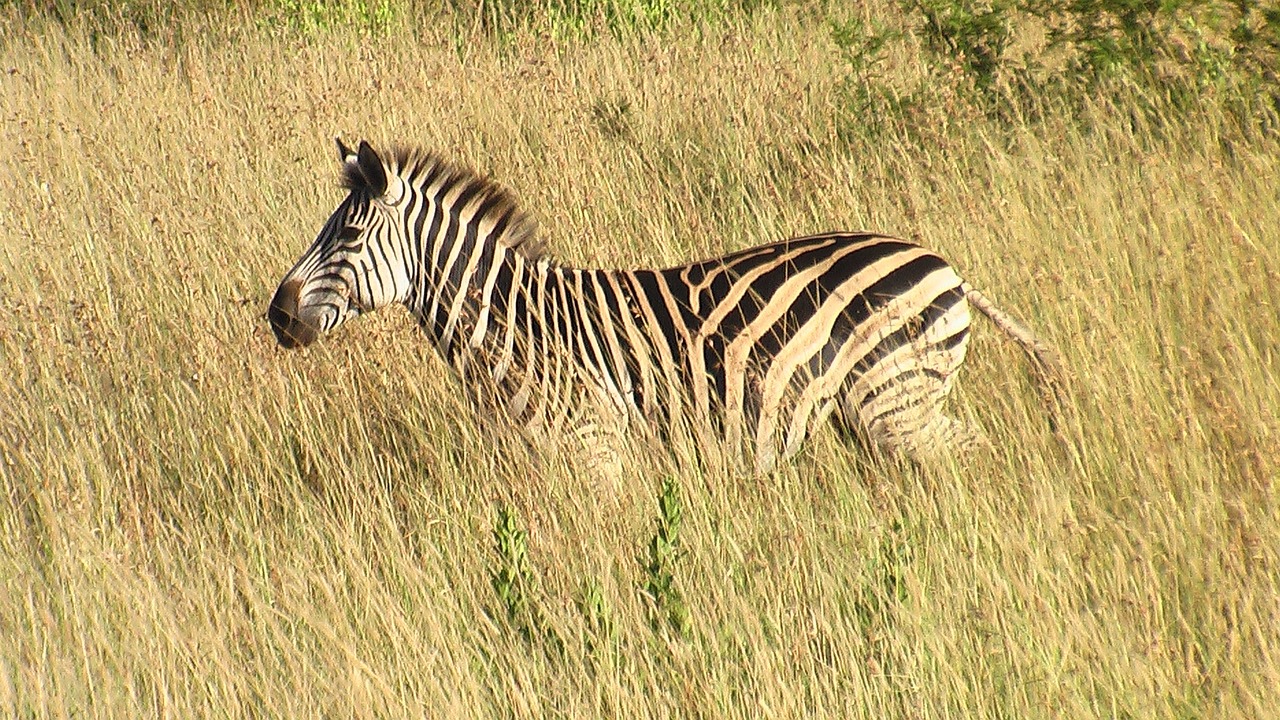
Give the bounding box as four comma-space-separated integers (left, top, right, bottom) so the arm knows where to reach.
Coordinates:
269, 139, 1061, 474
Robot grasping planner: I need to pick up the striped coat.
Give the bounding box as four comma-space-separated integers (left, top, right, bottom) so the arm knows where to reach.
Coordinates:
269, 141, 1059, 472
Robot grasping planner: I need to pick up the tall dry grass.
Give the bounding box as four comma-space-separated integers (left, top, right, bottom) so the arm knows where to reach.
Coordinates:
1, 6, 1277, 718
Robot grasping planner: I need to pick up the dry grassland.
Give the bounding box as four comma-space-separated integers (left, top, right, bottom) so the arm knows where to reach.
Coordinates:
1, 6, 1278, 718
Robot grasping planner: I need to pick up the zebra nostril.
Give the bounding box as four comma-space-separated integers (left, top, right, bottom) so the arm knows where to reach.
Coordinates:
268, 278, 318, 348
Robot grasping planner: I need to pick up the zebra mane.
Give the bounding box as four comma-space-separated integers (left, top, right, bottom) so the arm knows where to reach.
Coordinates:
343, 145, 544, 261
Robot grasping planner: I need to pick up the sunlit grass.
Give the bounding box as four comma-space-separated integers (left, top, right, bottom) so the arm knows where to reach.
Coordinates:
1, 6, 1277, 718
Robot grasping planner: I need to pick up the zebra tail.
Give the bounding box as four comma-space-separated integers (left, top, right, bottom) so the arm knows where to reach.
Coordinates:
962, 283, 1069, 413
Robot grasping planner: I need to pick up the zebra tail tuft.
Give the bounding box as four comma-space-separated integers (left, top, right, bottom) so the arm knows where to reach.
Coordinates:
962, 283, 1071, 426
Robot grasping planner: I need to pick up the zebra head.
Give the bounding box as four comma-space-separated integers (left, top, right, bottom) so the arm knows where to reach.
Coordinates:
268, 139, 414, 348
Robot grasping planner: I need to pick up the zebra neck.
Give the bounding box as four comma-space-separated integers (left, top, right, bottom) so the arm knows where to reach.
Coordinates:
406, 233, 553, 366
424, 244, 621, 430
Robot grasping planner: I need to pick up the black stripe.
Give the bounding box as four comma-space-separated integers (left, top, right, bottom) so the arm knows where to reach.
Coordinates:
595, 272, 646, 415
938, 326, 969, 352
860, 367, 950, 406
487, 258, 514, 335
851, 280, 967, 376
629, 270, 684, 365
574, 272, 612, 382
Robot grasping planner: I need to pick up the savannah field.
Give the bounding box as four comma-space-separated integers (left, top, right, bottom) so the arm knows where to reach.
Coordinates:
1, 1, 1278, 717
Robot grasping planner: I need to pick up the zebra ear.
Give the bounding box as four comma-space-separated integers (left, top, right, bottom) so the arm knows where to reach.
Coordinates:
356, 140, 388, 197
335, 137, 356, 162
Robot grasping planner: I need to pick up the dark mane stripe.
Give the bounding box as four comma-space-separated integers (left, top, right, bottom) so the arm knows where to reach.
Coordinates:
341, 145, 543, 261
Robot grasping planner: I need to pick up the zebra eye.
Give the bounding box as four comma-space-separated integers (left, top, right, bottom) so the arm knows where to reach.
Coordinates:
336, 225, 366, 252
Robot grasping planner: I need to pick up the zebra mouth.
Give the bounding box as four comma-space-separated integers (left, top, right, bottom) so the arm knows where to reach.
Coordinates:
344, 296, 365, 320
269, 308, 320, 349
268, 278, 321, 349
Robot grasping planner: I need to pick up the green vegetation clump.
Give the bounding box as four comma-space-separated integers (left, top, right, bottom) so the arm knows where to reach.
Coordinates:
488, 506, 564, 655
639, 476, 689, 639
826, 0, 1280, 139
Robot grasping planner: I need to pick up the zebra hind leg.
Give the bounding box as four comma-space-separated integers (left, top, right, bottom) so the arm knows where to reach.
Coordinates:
835, 346, 978, 463
837, 393, 984, 463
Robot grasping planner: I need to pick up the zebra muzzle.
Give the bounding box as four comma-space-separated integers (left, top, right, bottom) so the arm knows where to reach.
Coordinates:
268, 278, 321, 349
